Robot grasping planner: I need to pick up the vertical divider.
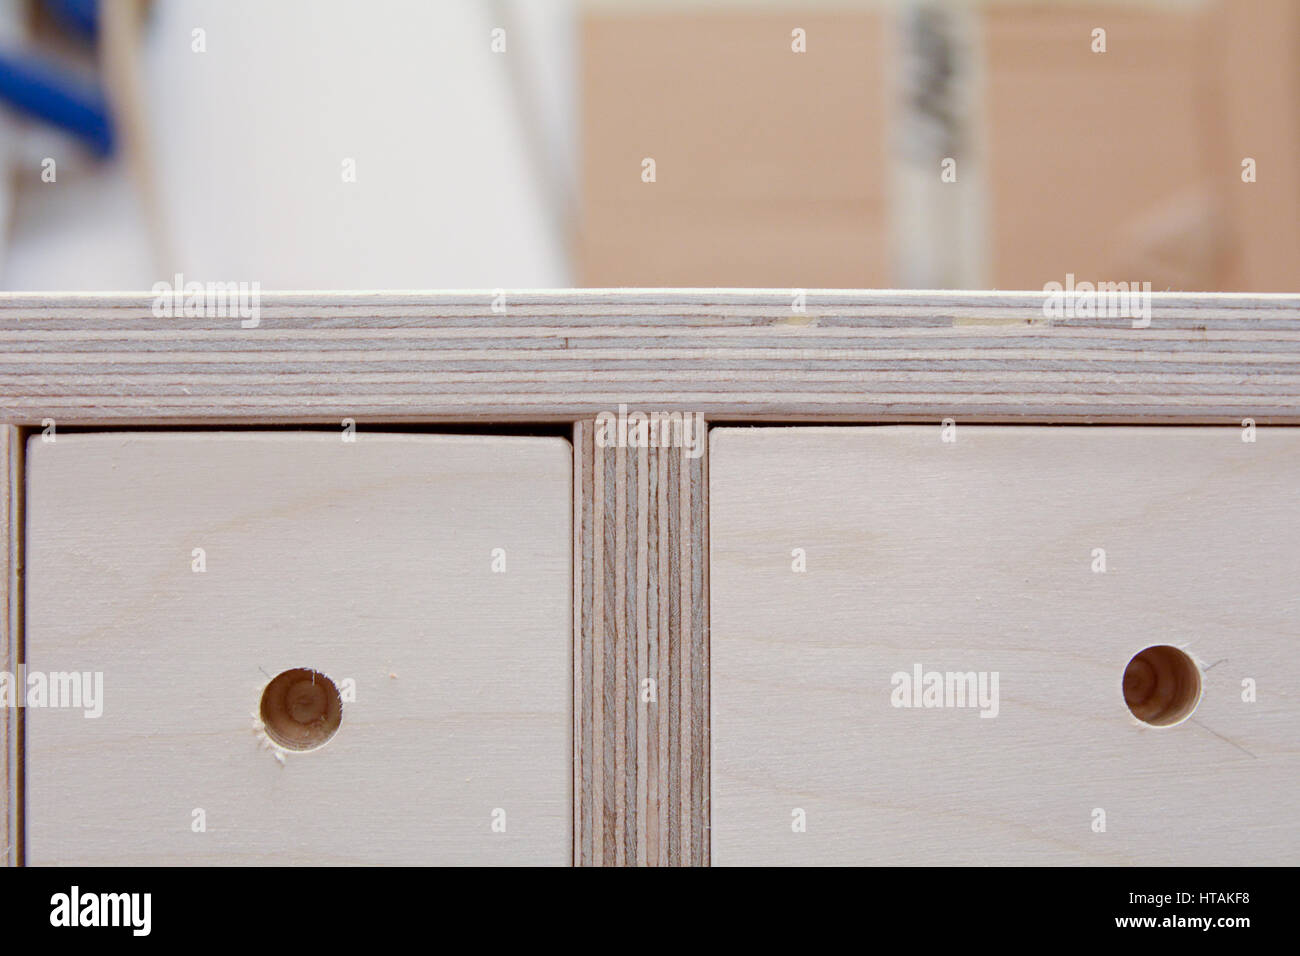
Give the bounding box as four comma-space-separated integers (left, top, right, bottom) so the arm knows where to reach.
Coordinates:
1, 426, 22, 866
573, 418, 709, 866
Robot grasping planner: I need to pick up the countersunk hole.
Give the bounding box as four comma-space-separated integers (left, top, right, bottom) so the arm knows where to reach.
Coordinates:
260, 668, 342, 751
1122, 645, 1201, 727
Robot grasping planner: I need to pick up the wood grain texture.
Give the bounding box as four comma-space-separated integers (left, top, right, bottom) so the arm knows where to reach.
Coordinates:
24, 432, 571, 865
711, 425, 1300, 865
2, 290, 1300, 424
573, 419, 708, 865
1, 426, 19, 866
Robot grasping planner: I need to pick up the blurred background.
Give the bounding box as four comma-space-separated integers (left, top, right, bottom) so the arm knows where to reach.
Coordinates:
0, 0, 1295, 292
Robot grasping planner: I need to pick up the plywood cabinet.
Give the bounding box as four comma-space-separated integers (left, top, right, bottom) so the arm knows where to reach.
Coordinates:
22, 432, 572, 865
4, 290, 1298, 867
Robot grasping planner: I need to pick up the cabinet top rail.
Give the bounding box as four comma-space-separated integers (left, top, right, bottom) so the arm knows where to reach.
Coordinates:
2, 290, 1298, 424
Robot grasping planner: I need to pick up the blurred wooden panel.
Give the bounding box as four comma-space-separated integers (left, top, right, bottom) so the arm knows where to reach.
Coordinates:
581, 3, 1298, 292
579, 11, 889, 287
985, 5, 1221, 291
1214, 0, 1300, 292
579, 199, 890, 288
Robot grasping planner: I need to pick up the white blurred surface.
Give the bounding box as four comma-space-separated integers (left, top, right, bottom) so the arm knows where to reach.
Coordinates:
3, 0, 575, 290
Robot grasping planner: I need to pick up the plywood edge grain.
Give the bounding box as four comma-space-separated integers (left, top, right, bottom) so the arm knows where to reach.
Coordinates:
573, 417, 708, 865
2, 290, 1298, 424
1, 426, 20, 866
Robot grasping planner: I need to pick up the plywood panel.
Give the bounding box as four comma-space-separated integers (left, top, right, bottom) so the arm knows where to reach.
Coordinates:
711, 425, 1300, 865
24, 432, 571, 865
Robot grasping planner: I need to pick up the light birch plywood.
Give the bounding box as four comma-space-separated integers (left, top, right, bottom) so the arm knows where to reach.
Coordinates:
24, 432, 571, 865
710, 425, 1300, 865
572, 420, 708, 866
1, 426, 19, 866
3, 291, 1300, 425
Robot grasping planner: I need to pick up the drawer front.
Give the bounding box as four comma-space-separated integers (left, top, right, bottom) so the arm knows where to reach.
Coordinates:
711, 426, 1299, 865
24, 432, 571, 865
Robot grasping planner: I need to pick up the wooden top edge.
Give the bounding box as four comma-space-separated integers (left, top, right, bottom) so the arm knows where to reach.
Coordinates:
2, 289, 1299, 309
3, 290, 1298, 425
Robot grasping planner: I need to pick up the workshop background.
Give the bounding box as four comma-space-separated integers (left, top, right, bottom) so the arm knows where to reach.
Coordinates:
1, 0, 1296, 292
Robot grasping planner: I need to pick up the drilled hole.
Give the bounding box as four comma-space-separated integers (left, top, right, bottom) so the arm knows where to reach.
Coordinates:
1122, 645, 1201, 727
260, 668, 342, 751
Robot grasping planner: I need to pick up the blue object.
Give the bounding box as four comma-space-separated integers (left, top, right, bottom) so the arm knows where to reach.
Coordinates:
0, 49, 114, 156
41, 0, 100, 42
